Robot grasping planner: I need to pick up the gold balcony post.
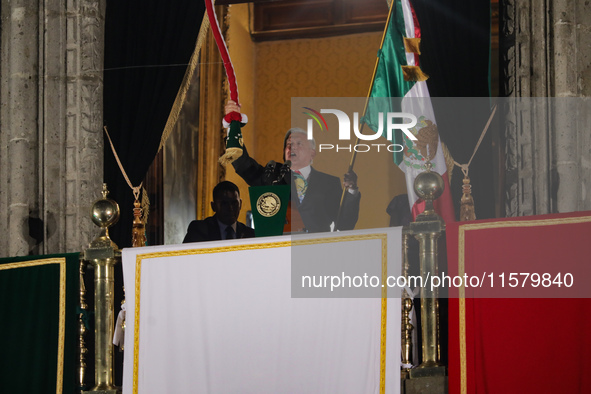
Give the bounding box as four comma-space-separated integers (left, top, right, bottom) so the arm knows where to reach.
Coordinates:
83, 183, 121, 394
407, 163, 446, 379
79, 257, 89, 392
401, 229, 415, 377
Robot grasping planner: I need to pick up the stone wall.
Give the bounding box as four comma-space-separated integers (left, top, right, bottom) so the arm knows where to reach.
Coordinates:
502, 0, 591, 216
0, 0, 105, 257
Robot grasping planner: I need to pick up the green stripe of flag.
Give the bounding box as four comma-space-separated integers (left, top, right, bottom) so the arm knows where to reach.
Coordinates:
362, 0, 416, 165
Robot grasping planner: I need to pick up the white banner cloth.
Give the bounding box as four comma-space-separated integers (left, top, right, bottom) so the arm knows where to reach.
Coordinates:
122, 228, 402, 394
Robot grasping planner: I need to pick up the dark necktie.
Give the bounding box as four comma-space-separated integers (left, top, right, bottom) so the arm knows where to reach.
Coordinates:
225, 225, 236, 239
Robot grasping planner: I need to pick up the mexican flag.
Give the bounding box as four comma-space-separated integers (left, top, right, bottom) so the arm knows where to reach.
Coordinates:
363, 0, 455, 224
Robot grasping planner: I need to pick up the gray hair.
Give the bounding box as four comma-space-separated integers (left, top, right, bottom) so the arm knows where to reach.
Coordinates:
284, 127, 316, 150
283, 127, 316, 163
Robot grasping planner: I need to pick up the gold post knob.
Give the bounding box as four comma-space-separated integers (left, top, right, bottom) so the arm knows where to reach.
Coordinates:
89, 183, 120, 250
413, 162, 445, 221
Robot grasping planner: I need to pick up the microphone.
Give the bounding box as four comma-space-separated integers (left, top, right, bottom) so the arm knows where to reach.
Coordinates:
275, 160, 291, 185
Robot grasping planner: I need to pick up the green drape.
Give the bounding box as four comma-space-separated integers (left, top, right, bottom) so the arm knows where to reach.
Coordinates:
0, 253, 79, 394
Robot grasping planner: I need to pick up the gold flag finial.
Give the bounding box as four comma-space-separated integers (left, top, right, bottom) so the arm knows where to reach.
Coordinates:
460, 177, 476, 221
131, 199, 146, 247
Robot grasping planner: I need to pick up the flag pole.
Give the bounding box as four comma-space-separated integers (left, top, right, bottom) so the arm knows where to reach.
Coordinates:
335, 0, 396, 228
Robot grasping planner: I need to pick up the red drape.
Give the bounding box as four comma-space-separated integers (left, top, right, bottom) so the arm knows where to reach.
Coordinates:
447, 211, 591, 394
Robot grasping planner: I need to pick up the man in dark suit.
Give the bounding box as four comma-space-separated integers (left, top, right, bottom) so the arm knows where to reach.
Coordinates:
227, 101, 360, 233
183, 181, 255, 243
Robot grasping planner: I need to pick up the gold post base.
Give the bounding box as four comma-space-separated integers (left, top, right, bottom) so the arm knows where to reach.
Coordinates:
404, 375, 448, 394
83, 389, 121, 394
409, 365, 447, 379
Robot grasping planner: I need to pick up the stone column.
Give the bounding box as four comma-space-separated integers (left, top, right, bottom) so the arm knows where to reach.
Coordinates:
0, 0, 105, 257
0, 1, 40, 256
62, 0, 106, 253
551, 1, 583, 213
501, 0, 591, 216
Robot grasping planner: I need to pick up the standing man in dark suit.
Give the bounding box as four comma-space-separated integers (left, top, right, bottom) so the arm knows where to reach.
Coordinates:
183, 181, 255, 243
226, 101, 360, 233
284, 129, 360, 232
